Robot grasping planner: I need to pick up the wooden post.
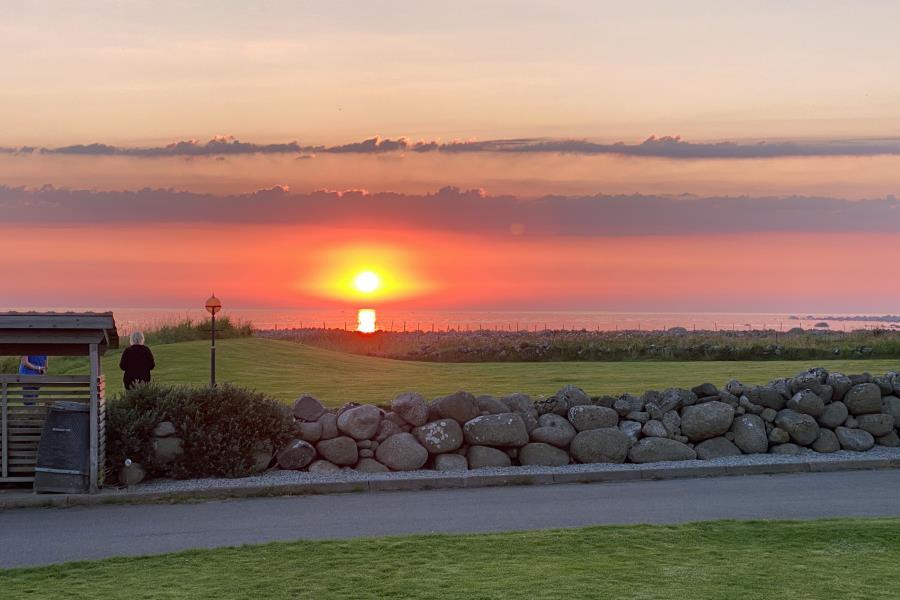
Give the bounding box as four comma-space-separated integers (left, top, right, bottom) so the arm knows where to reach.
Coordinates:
89, 343, 99, 493
1, 380, 7, 480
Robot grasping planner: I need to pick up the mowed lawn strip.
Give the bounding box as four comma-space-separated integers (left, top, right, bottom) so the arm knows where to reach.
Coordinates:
51, 337, 900, 405
3, 519, 900, 599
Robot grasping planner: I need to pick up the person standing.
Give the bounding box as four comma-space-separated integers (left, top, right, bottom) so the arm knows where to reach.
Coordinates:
19, 355, 48, 376
19, 355, 48, 405
119, 331, 155, 390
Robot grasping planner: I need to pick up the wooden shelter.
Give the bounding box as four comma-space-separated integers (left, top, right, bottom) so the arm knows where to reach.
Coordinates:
0, 312, 118, 492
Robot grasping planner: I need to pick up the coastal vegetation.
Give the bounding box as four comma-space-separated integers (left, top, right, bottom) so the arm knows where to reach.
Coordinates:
135, 316, 252, 345
263, 327, 900, 362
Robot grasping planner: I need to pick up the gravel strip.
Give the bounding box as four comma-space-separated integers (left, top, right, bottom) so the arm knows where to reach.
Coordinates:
129, 446, 900, 495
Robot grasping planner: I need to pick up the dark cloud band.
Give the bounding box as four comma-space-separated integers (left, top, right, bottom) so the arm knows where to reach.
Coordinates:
2, 185, 899, 236
8, 135, 900, 159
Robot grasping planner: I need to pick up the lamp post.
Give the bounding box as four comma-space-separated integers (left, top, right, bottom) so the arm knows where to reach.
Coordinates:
205, 294, 222, 386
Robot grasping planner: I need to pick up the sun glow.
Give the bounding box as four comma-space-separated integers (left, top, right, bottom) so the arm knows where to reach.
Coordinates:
354, 271, 381, 294
303, 242, 438, 304
357, 308, 377, 333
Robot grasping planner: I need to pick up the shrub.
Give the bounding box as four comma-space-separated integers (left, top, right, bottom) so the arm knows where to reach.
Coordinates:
0, 356, 20, 374
106, 383, 294, 480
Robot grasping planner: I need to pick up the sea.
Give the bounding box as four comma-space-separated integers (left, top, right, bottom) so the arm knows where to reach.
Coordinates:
11, 308, 899, 335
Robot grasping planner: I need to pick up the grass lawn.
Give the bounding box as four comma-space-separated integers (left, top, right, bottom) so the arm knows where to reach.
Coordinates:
2, 519, 899, 599
49, 337, 900, 405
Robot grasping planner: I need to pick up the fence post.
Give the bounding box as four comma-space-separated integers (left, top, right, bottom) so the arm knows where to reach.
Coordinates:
89, 343, 100, 493
1, 380, 7, 479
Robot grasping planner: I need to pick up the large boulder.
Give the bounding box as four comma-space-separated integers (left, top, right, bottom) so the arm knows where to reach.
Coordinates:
293, 394, 326, 421
316, 412, 339, 440
355, 458, 390, 473
413, 419, 464, 454
337, 405, 382, 440
535, 396, 569, 416
768, 427, 790, 444
844, 383, 882, 415
731, 414, 768, 454
518, 443, 570, 466
434, 453, 468, 471
529, 413, 576, 448
725, 379, 745, 396
827, 373, 853, 401
308, 459, 341, 474
570, 428, 632, 464
695, 436, 742, 460
556, 385, 592, 407
774, 409, 820, 446
619, 420, 642, 442
691, 383, 718, 397
770, 443, 801, 455
374, 419, 404, 443
817, 401, 848, 429
812, 429, 840, 453
477, 395, 509, 415
500, 393, 534, 413
680, 401, 735, 442
880, 396, 900, 424
835, 427, 875, 452
153, 437, 183, 463
517, 408, 540, 433
119, 462, 146, 486
642, 420, 668, 438
276, 439, 316, 470
434, 391, 480, 422
567, 405, 618, 432
661, 388, 698, 411
295, 421, 323, 443
662, 410, 681, 437
613, 393, 644, 417
791, 372, 826, 396
856, 414, 895, 437
877, 431, 900, 447
152, 421, 176, 437
467, 445, 512, 468
786, 389, 826, 417
463, 413, 529, 447
628, 438, 696, 463
374, 433, 428, 470
745, 386, 786, 411
391, 392, 429, 426
874, 375, 894, 395
316, 436, 359, 466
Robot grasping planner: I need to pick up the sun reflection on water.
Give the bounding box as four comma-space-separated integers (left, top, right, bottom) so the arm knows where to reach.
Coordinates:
357, 308, 376, 333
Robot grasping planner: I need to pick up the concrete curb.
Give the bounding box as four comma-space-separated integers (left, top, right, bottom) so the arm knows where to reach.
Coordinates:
2, 452, 900, 510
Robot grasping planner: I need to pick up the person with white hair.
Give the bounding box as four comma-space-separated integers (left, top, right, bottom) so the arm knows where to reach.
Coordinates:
119, 331, 156, 390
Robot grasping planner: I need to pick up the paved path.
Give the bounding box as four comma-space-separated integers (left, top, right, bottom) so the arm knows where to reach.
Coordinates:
2, 469, 898, 568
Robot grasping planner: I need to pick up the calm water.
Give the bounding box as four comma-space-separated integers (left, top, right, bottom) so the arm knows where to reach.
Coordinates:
12, 307, 899, 334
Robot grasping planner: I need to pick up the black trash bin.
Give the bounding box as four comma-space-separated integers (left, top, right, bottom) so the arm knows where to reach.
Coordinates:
33, 401, 91, 494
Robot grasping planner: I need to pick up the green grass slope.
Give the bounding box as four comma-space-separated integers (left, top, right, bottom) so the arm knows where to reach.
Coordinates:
3, 519, 899, 599
52, 337, 900, 405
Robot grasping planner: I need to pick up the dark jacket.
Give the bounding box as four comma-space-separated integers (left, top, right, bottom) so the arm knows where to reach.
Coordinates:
119, 344, 155, 389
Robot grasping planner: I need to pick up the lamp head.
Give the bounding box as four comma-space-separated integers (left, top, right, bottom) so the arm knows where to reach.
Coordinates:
205, 294, 222, 315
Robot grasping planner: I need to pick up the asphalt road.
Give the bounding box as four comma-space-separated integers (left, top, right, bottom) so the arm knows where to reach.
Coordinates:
2, 470, 898, 568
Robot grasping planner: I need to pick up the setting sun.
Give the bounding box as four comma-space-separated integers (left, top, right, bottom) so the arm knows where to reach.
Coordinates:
354, 271, 381, 294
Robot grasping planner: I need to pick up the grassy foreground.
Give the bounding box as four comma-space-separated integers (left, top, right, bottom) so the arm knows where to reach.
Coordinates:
3, 519, 900, 599
50, 337, 900, 405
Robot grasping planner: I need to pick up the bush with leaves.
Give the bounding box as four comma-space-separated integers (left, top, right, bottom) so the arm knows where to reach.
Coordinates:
106, 383, 294, 480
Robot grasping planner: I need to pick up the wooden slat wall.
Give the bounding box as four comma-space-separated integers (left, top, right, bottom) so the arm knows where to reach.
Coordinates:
0, 375, 104, 485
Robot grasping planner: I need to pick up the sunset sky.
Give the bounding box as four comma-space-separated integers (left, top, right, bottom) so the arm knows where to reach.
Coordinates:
4, 1, 900, 312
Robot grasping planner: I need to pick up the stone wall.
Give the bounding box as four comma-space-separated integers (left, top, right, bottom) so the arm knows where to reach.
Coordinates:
276, 367, 900, 474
